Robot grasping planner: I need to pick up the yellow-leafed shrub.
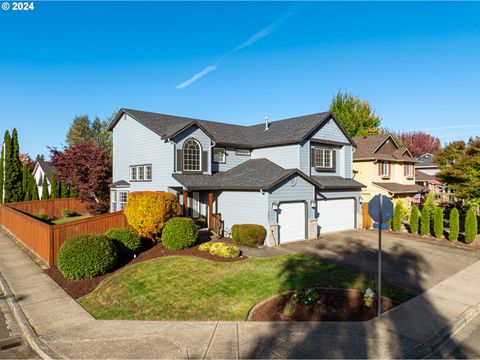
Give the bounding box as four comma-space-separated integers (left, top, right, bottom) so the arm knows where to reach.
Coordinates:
124, 191, 181, 239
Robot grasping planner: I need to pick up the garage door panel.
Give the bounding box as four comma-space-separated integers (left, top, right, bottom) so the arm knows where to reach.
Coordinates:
278, 202, 306, 243
317, 199, 355, 234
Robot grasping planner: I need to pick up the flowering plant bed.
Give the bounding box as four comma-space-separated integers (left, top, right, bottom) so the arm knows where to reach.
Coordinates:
249, 288, 398, 321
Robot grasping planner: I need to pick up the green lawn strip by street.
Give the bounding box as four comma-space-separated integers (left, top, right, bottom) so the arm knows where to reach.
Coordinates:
51, 215, 93, 225
79, 253, 414, 321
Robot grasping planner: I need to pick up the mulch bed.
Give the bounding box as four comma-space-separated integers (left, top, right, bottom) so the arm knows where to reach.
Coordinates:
44, 237, 248, 300
249, 288, 397, 322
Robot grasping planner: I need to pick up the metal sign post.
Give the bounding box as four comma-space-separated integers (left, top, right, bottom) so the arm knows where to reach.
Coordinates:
377, 195, 383, 318
368, 194, 393, 319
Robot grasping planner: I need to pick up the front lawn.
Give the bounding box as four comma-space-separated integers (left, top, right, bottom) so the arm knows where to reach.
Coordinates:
79, 254, 414, 320
51, 215, 92, 225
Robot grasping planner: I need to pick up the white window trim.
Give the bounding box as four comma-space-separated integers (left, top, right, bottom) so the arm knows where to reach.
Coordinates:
111, 190, 117, 212
314, 148, 333, 169
119, 190, 129, 211
405, 163, 413, 177
381, 162, 390, 177
183, 138, 202, 172
129, 164, 152, 182
213, 147, 226, 163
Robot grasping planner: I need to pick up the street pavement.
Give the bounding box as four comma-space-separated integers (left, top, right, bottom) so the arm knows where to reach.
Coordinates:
0, 291, 38, 359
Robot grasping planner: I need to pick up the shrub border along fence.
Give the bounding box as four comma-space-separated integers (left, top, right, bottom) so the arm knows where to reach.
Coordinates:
0, 199, 127, 266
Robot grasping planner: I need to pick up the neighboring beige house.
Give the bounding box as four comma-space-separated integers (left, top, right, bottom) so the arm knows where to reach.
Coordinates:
353, 134, 424, 207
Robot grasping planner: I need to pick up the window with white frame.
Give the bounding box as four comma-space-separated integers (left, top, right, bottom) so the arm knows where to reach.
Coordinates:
145, 165, 152, 180
380, 161, 390, 177
235, 148, 251, 156
119, 191, 129, 210
111, 190, 117, 212
129, 164, 152, 181
405, 163, 413, 177
314, 148, 333, 168
183, 139, 201, 171
213, 147, 226, 163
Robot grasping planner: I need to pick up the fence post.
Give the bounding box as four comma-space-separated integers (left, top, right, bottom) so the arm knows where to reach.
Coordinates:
49, 227, 55, 267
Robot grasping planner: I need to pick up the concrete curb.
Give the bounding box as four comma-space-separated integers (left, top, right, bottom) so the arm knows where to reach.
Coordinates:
0, 272, 63, 359
404, 302, 480, 359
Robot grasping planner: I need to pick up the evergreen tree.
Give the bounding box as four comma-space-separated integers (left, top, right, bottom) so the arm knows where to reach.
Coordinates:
50, 172, 59, 199
410, 205, 419, 234
420, 206, 431, 236
60, 182, 69, 198
9, 129, 24, 202
449, 208, 459, 241
465, 208, 478, 244
2, 131, 11, 202
30, 173, 39, 201
21, 163, 29, 196
0, 136, 4, 203
392, 202, 403, 231
433, 207, 444, 238
41, 176, 49, 200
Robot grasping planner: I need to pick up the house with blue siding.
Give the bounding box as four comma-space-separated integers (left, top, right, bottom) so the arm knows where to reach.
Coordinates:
108, 109, 365, 246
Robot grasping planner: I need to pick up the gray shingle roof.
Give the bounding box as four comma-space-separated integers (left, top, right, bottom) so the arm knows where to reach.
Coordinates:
109, 180, 130, 188
109, 108, 353, 149
172, 159, 297, 190
37, 159, 53, 179
311, 176, 365, 190
415, 153, 437, 168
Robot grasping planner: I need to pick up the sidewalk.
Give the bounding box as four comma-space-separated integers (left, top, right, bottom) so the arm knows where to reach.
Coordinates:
1, 226, 479, 359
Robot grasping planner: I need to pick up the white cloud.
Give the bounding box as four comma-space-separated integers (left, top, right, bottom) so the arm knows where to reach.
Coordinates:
175, 64, 218, 90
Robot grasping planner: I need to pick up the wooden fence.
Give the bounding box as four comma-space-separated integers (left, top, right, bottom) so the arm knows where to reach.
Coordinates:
362, 202, 373, 229
7, 198, 89, 218
0, 199, 126, 266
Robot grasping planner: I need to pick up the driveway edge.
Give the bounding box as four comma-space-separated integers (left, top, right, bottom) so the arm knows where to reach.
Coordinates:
404, 302, 480, 359
0, 272, 63, 359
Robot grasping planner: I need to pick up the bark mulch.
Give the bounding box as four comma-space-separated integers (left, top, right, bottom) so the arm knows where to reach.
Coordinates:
45, 237, 247, 300
249, 288, 397, 322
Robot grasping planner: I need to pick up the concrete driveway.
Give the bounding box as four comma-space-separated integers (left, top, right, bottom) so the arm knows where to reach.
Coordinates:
249, 230, 480, 294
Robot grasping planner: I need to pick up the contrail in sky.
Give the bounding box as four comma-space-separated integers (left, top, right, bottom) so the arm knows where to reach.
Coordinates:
175, 6, 300, 90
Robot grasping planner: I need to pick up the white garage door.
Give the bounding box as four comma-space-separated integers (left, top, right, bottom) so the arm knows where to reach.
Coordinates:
317, 199, 355, 233
278, 202, 306, 243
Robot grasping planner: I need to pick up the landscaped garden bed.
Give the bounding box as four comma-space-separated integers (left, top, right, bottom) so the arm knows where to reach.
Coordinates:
248, 288, 397, 321
78, 253, 414, 321
45, 235, 248, 299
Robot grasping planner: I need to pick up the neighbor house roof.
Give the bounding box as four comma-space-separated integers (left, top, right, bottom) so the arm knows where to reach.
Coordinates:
172, 158, 319, 191
34, 159, 54, 180
373, 182, 424, 194
415, 153, 437, 168
108, 108, 356, 149
311, 176, 365, 190
415, 170, 442, 183
353, 134, 417, 162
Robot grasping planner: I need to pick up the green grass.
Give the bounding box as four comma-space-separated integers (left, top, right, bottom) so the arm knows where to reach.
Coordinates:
51, 215, 92, 225
79, 254, 414, 321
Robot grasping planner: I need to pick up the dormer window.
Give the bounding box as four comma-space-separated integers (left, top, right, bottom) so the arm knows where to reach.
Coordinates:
315, 148, 333, 169
183, 138, 202, 171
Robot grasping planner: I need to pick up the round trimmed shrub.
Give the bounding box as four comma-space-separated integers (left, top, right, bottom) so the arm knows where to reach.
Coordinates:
231, 224, 266, 247
198, 242, 213, 252
57, 234, 117, 280
161, 217, 198, 250
106, 227, 142, 258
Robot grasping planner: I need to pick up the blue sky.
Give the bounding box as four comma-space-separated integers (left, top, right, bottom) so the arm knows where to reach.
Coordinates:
1, 1, 480, 157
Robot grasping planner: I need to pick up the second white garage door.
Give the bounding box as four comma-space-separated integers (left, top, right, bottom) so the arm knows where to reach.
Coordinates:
278, 202, 306, 243
317, 199, 355, 234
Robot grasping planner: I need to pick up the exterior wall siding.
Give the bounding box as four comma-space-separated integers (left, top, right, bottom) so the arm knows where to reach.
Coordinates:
112, 114, 179, 192
268, 175, 316, 225
251, 145, 300, 169
173, 125, 212, 174
311, 119, 349, 143
211, 147, 251, 172
215, 191, 268, 232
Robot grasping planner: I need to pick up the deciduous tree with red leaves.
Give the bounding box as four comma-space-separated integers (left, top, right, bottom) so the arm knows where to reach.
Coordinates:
398, 131, 441, 158
50, 141, 112, 214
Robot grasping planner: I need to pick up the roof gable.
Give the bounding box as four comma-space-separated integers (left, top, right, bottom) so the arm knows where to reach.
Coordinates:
353, 134, 416, 161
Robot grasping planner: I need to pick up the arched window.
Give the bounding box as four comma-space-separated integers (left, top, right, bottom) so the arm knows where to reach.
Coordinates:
183, 139, 201, 171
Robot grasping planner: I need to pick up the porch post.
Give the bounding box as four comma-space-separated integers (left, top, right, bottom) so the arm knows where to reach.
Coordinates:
208, 191, 214, 229
183, 190, 188, 217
